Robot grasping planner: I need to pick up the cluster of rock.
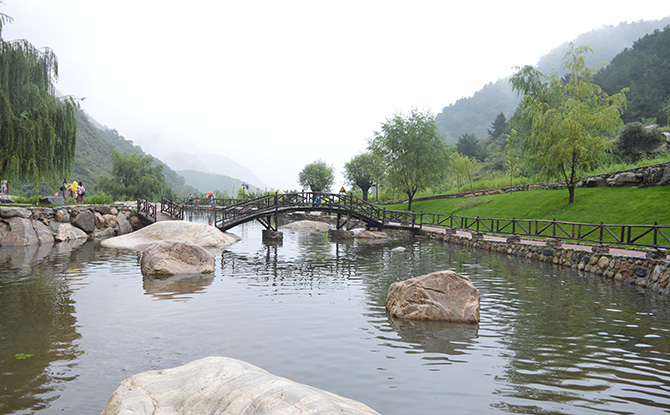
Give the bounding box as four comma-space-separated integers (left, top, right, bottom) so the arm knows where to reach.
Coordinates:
583, 162, 670, 187
101, 357, 380, 415
417, 230, 670, 296
0, 204, 141, 247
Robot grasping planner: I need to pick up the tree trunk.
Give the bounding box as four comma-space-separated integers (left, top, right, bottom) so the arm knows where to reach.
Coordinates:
568, 184, 575, 203
362, 187, 369, 201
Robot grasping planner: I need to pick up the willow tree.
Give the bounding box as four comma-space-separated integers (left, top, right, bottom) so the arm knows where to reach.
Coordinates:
369, 109, 451, 211
0, 11, 78, 184
510, 44, 627, 203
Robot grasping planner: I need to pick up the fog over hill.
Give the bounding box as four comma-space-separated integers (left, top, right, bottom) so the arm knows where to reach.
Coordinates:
435, 17, 670, 143
158, 152, 268, 190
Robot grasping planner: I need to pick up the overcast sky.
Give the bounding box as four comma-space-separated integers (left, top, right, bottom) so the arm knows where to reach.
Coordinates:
3, 1, 669, 190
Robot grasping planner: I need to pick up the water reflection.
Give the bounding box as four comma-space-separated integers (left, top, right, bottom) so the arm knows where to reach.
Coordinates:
142, 274, 214, 301
385, 318, 479, 362
0, 241, 91, 414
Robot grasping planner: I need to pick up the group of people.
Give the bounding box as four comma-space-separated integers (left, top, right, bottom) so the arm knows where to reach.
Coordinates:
58, 179, 86, 204
0, 180, 7, 195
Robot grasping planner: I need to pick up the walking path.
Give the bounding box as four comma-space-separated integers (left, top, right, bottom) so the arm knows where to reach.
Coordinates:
421, 226, 651, 259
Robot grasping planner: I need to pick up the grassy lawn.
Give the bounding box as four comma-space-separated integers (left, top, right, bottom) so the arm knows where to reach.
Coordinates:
384, 186, 670, 225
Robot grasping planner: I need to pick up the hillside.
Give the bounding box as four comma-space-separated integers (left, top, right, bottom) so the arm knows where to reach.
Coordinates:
72, 109, 197, 196
435, 17, 670, 143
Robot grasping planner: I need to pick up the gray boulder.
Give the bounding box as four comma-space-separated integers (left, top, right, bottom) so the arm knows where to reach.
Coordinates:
386, 270, 480, 323
140, 241, 215, 276
52, 222, 88, 242
661, 165, 670, 185
0, 206, 31, 219
100, 356, 380, 415
54, 208, 70, 223
0, 217, 54, 246
93, 227, 117, 240
39, 196, 65, 205
71, 209, 96, 233
116, 213, 132, 235
608, 172, 642, 186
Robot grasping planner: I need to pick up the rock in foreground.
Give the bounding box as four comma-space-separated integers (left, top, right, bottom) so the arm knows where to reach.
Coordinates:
141, 241, 215, 276
100, 220, 239, 250
386, 270, 480, 323
101, 356, 380, 415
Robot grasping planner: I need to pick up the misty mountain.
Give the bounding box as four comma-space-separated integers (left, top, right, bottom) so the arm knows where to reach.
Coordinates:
176, 169, 261, 196
158, 152, 268, 190
435, 17, 670, 143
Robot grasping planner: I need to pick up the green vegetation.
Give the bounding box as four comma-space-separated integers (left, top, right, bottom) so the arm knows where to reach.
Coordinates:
511, 44, 628, 203
343, 152, 381, 201
369, 109, 453, 211
385, 186, 670, 225
298, 160, 335, 192
0, 11, 77, 184
96, 151, 169, 201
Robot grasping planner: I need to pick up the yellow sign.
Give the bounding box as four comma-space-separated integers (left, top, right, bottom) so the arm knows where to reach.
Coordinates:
339, 187, 346, 193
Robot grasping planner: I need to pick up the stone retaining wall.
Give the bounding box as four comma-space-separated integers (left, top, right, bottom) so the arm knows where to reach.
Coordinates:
0, 203, 143, 247
415, 230, 670, 298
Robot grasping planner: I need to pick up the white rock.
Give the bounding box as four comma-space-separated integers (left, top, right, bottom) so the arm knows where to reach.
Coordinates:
101, 356, 380, 415
100, 220, 239, 250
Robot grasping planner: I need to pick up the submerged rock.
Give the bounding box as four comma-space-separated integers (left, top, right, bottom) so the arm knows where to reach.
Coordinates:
140, 241, 215, 276
101, 356, 380, 415
386, 270, 480, 323
100, 220, 239, 250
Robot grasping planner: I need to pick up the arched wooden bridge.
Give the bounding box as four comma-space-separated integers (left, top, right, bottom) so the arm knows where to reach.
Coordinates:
213, 192, 418, 232
138, 192, 670, 250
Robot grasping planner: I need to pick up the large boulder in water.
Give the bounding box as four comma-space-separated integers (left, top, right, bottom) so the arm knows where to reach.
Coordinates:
100, 220, 239, 250
141, 241, 215, 276
386, 270, 480, 323
100, 356, 379, 415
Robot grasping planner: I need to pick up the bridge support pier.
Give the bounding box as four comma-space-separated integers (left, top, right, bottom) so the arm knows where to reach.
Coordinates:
262, 229, 283, 242
328, 229, 354, 240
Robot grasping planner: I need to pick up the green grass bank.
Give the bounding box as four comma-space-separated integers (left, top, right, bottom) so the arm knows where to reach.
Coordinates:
384, 186, 670, 225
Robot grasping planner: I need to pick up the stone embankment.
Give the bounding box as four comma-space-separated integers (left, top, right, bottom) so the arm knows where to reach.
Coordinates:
416, 229, 670, 297
0, 204, 142, 246
379, 161, 670, 205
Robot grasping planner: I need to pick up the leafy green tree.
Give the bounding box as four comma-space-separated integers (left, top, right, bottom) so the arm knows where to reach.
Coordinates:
504, 128, 520, 187
452, 154, 479, 192
343, 152, 380, 201
298, 160, 334, 192
510, 44, 627, 203
0, 11, 78, 184
369, 109, 451, 210
96, 150, 169, 201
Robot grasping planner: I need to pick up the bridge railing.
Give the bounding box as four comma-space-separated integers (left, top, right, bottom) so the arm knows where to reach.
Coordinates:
137, 199, 156, 222
161, 198, 185, 220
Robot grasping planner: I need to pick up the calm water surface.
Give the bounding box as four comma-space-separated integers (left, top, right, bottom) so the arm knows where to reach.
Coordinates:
1, 218, 670, 414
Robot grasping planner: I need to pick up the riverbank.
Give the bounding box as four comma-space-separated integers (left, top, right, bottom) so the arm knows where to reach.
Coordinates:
414, 226, 669, 297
